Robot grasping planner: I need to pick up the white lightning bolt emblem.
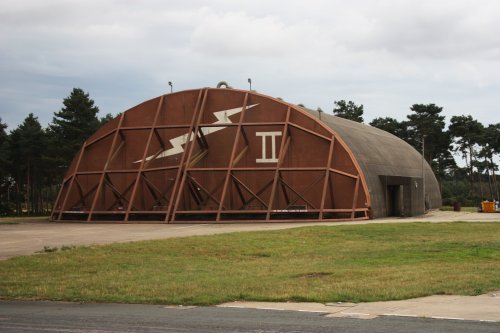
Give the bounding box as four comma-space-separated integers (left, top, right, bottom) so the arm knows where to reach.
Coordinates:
134, 103, 259, 163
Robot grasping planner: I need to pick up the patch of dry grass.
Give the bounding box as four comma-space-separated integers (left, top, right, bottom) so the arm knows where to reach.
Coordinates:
0, 216, 48, 224
0, 222, 499, 305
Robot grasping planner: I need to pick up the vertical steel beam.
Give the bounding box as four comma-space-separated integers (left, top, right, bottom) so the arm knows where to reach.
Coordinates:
164, 89, 205, 223
124, 95, 164, 221
54, 142, 86, 220
278, 138, 291, 206
216, 93, 249, 221
266, 107, 291, 220
51, 181, 68, 221
73, 178, 86, 207
170, 89, 208, 222
350, 176, 360, 219
319, 137, 335, 219
51, 180, 67, 220
86, 113, 125, 222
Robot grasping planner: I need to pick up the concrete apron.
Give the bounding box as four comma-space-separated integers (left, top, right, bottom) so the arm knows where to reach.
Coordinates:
218, 291, 500, 322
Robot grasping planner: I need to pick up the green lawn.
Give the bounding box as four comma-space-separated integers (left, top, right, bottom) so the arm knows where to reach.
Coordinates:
0, 222, 499, 305
440, 206, 479, 212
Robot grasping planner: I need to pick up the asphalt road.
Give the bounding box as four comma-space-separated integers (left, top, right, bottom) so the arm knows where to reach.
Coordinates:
1, 211, 499, 260
0, 301, 498, 333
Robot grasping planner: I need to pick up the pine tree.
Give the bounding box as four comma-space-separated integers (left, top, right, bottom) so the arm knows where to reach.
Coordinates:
8, 114, 47, 214
49, 88, 101, 168
406, 104, 450, 165
449, 115, 484, 199
332, 100, 364, 123
369, 117, 411, 141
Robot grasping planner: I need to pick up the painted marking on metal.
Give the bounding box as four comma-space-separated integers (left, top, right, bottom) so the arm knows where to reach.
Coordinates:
134, 104, 259, 163
163, 305, 197, 310
342, 312, 373, 316
172, 225, 207, 230
256, 131, 282, 163
297, 310, 329, 313
430, 316, 466, 321
382, 313, 418, 317
219, 305, 286, 311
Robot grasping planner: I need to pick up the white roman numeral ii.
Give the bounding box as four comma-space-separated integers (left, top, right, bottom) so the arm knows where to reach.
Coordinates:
256, 131, 282, 163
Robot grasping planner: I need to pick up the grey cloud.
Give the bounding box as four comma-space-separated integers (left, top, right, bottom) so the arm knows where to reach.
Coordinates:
1, 0, 499, 131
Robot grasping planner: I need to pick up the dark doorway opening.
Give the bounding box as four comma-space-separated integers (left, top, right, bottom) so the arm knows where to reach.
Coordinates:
380, 175, 424, 217
387, 185, 401, 216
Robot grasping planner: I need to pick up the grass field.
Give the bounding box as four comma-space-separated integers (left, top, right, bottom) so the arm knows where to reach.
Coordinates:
440, 206, 479, 212
0, 222, 499, 305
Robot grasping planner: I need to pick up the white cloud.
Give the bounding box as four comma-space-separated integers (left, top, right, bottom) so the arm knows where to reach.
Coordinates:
1, 0, 500, 129
190, 10, 326, 58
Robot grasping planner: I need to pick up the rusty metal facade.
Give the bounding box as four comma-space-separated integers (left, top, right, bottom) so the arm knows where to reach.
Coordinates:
51, 88, 371, 223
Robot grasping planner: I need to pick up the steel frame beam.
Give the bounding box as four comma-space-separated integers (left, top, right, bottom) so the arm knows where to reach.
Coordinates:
124, 95, 164, 221
86, 113, 125, 221
170, 89, 208, 221
216, 92, 249, 221
52, 88, 371, 223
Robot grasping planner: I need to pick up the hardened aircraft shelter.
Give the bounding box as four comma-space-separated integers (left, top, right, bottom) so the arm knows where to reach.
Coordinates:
51, 86, 441, 223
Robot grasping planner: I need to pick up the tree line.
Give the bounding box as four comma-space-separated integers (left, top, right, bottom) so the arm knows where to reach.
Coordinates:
0, 88, 112, 216
333, 100, 500, 206
0, 90, 498, 216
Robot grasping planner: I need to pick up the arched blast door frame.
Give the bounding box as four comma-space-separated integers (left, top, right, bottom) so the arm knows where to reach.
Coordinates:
51, 88, 371, 223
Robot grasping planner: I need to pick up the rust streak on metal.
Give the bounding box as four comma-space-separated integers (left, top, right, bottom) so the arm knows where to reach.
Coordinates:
351, 176, 361, 219
279, 175, 318, 209
84, 129, 116, 148
217, 92, 249, 221
125, 95, 164, 222
171, 89, 208, 222
319, 137, 335, 219
231, 174, 271, 209
266, 107, 291, 220
86, 113, 125, 222
285, 172, 324, 209
288, 123, 331, 141
164, 89, 205, 223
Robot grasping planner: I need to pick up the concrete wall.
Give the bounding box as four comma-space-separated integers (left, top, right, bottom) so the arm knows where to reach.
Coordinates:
302, 109, 442, 218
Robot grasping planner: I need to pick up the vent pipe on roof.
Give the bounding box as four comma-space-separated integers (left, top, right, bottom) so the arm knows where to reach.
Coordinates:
317, 107, 323, 120
217, 81, 232, 88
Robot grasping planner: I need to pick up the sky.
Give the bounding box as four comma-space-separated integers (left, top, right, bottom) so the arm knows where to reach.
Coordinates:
1, 0, 500, 131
